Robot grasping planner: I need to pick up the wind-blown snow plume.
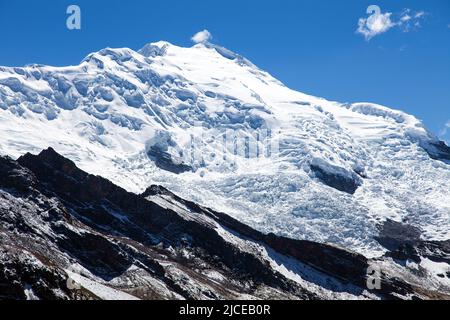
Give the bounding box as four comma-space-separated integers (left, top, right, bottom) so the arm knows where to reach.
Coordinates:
191, 29, 212, 43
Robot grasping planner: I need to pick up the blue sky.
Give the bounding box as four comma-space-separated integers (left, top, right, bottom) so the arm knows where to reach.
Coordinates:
0, 0, 449, 140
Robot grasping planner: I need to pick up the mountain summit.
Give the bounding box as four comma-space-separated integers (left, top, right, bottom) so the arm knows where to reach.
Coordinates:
0, 40, 449, 258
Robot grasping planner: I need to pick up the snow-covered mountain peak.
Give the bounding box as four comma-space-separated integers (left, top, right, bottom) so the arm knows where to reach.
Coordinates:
0, 40, 449, 257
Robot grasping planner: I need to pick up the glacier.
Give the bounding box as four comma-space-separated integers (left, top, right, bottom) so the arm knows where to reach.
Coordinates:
0, 40, 449, 257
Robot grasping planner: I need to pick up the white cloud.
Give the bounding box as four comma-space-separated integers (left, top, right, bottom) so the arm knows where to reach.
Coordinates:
400, 14, 411, 22
415, 11, 425, 18
398, 9, 427, 32
357, 6, 396, 40
357, 6, 427, 40
191, 29, 212, 44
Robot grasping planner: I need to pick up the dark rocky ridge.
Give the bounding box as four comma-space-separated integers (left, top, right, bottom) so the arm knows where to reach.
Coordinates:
0, 148, 448, 300
421, 140, 450, 162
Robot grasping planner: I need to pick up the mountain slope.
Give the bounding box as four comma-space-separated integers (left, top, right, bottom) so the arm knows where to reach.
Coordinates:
1, 148, 449, 300
0, 41, 449, 257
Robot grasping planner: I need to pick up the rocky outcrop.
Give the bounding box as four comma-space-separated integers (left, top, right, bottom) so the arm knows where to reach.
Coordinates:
376, 219, 450, 274
146, 146, 192, 174
310, 164, 362, 194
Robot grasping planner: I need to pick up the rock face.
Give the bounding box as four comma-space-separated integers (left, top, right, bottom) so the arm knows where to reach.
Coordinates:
0, 148, 449, 300
146, 146, 192, 174
376, 219, 450, 277
309, 164, 362, 194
